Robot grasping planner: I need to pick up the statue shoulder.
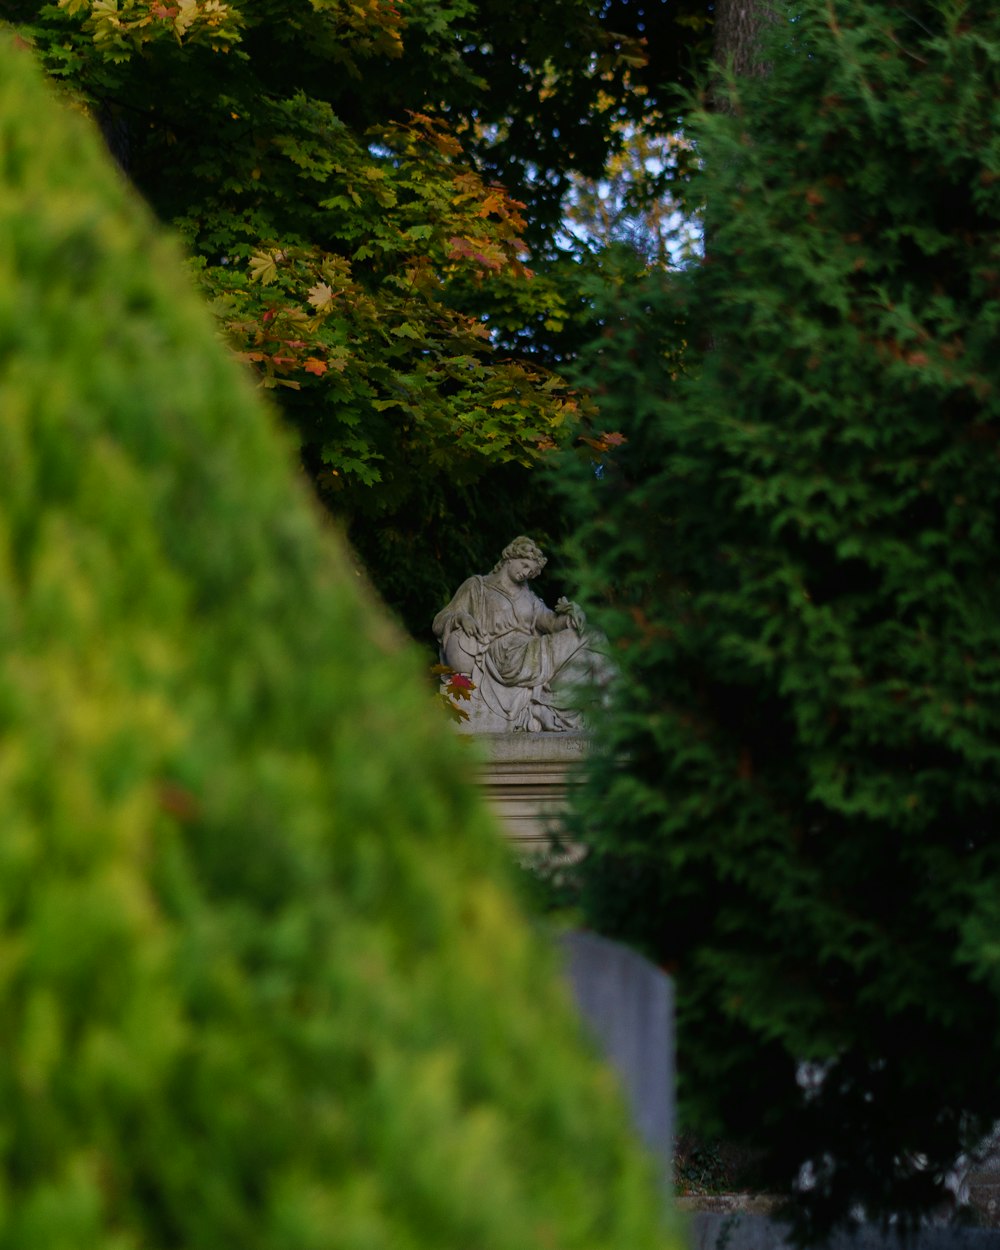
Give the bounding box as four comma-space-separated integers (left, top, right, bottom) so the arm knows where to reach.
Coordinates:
433, 573, 486, 634
453, 573, 487, 601
527, 587, 551, 616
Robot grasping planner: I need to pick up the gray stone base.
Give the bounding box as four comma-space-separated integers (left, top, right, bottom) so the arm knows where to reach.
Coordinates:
459, 731, 588, 853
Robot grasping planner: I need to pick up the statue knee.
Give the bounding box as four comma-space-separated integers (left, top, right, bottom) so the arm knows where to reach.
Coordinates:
442, 633, 476, 676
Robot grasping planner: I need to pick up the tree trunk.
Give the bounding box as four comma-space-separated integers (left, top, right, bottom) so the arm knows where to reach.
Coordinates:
713, 0, 775, 82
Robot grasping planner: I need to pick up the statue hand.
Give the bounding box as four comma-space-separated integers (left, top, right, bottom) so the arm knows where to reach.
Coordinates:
555, 597, 586, 632
454, 611, 485, 642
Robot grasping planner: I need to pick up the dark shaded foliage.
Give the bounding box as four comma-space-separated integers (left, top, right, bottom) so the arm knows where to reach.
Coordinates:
560, 0, 1000, 1236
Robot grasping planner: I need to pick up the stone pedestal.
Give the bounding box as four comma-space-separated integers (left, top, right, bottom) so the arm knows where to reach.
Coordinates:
464, 731, 589, 854
461, 734, 676, 1184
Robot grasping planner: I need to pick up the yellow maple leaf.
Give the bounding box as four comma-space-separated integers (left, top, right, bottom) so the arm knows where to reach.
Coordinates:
307, 281, 335, 311
248, 252, 279, 284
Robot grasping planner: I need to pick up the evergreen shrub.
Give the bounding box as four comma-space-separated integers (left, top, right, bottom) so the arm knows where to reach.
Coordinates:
0, 36, 677, 1250
562, 0, 1000, 1233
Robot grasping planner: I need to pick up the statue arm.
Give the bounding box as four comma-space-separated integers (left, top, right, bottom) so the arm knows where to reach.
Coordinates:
534, 594, 585, 635
434, 578, 491, 677
433, 577, 487, 645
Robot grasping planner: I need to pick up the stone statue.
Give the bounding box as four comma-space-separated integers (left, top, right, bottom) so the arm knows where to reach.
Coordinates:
433, 536, 612, 732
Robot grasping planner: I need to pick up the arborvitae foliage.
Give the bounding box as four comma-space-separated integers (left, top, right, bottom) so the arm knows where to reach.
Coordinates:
562, 0, 1000, 1235
0, 38, 678, 1250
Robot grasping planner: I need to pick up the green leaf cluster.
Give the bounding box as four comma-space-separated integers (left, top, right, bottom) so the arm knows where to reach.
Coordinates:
560, 0, 1000, 1235
0, 37, 681, 1250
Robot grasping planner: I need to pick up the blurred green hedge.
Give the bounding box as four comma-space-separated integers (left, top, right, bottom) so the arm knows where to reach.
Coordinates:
0, 35, 675, 1250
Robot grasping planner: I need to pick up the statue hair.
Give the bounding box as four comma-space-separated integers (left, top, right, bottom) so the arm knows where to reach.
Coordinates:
493, 536, 546, 574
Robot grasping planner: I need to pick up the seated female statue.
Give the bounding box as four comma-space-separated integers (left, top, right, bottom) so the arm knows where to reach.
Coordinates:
433, 536, 612, 732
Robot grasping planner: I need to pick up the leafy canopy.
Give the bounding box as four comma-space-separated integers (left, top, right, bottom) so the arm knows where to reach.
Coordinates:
11, 0, 633, 631
13, 0, 715, 634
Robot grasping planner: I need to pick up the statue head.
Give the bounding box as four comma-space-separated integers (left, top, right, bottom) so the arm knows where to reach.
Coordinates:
493, 536, 546, 576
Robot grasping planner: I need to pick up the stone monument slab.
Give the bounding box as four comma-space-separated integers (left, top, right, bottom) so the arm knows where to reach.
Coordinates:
560, 929, 675, 1186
